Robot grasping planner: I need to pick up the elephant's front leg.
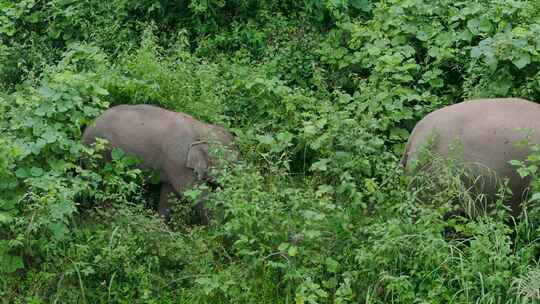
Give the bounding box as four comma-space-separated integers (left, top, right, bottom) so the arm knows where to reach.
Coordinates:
158, 183, 176, 220
166, 172, 211, 224
194, 186, 212, 224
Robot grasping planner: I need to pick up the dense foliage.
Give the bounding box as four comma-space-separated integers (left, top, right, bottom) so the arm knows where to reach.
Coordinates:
2, 0, 540, 302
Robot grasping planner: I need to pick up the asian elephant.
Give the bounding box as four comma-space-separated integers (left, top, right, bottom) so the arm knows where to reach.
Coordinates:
82, 104, 236, 221
401, 98, 540, 217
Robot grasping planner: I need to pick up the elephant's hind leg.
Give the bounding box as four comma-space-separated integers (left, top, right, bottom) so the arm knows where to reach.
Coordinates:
158, 183, 176, 220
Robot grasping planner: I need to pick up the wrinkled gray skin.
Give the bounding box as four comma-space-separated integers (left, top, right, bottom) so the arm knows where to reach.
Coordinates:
82, 104, 235, 221
401, 98, 540, 216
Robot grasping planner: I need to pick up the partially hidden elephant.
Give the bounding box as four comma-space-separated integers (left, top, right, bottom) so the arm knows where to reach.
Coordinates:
401, 98, 540, 217
82, 104, 236, 221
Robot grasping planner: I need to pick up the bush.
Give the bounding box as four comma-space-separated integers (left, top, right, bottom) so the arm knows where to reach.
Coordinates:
3, 0, 540, 302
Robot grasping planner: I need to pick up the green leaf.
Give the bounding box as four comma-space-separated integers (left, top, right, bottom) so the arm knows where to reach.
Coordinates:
490, 76, 511, 95
0, 253, 24, 274
513, 53, 530, 69
38, 85, 56, 99
304, 124, 318, 135
517, 167, 530, 178
276, 131, 293, 143
478, 18, 492, 33
111, 148, 125, 160
184, 189, 202, 201
257, 134, 274, 146
509, 160, 523, 166
35, 105, 49, 116
467, 19, 480, 34
325, 257, 339, 273
15, 168, 29, 178
389, 128, 409, 140
416, 31, 428, 42
513, 27, 528, 37
512, 38, 528, 49
310, 159, 330, 172
0, 241, 24, 274
315, 184, 334, 197
470, 46, 482, 58
529, 192, 540, 202
30, 167, 44, 177
350, 0, 372, 12
48, 221, 69, 240
42, 130, 58, 143
288, 246, 298, 257
0, 212, 12, 224
94, 87, 109, 95
429, 77, 443, 88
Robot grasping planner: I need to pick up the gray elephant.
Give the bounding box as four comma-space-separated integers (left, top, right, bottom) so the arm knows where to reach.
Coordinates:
82, 104, 236, 221
401, 98, 540, 217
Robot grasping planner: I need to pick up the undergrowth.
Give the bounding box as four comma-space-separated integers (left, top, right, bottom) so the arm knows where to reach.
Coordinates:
2, 0, 540, 302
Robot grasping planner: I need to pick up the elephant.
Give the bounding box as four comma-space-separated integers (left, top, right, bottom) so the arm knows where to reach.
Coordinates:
82, 104, 236, 221
401, 98, 540, 217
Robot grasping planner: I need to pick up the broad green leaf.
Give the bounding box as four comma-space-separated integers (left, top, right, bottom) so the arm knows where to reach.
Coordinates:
389, 128, 409, 140
0, 212, 11, 224
517, 167, 530, 178
288, 246, 298, 257
467, 19, 480, 34
276, 131, 293, 143
0, 241, 23, 274
0, 253, 23, 274
30, 167, 44, 177
15, 168, 29, 178
325, 257, 339, 273
350, 0, 372, 12
509, 160, 523, 166
530, 192, 540, 202
94, 87, 109, 95
310, 159, 330, 172
111, 148, 125, 160
513, 53, 530, 69
38, 86, 56, 99
470, 46, 482, 58
478, 18, 492, 32
257, 134, 274, 146
416, 31, 428, 42
513, 27, 528, 37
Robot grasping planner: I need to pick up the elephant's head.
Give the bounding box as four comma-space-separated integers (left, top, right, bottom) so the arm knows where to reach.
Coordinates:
186, 123, 237, 180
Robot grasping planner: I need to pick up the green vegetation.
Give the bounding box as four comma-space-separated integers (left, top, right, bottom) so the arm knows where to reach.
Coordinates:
2, 0, 540, 302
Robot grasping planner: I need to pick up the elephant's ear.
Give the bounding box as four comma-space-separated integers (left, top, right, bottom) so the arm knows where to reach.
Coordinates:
187, 141, 210, 178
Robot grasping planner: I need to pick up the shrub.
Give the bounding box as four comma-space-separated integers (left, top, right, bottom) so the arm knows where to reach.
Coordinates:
3, 0, 540, 302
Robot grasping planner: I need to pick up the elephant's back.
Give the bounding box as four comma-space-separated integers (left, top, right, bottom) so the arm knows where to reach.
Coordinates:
404, 98, 540, 168
103, 104, 179, 123
84, 104, 194, 169
416, 98, 540, 142
91, 105, 174, 140
428, 98, 540, 122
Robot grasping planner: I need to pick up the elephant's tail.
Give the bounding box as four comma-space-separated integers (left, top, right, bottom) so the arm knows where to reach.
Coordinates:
400, 139, 411, 168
